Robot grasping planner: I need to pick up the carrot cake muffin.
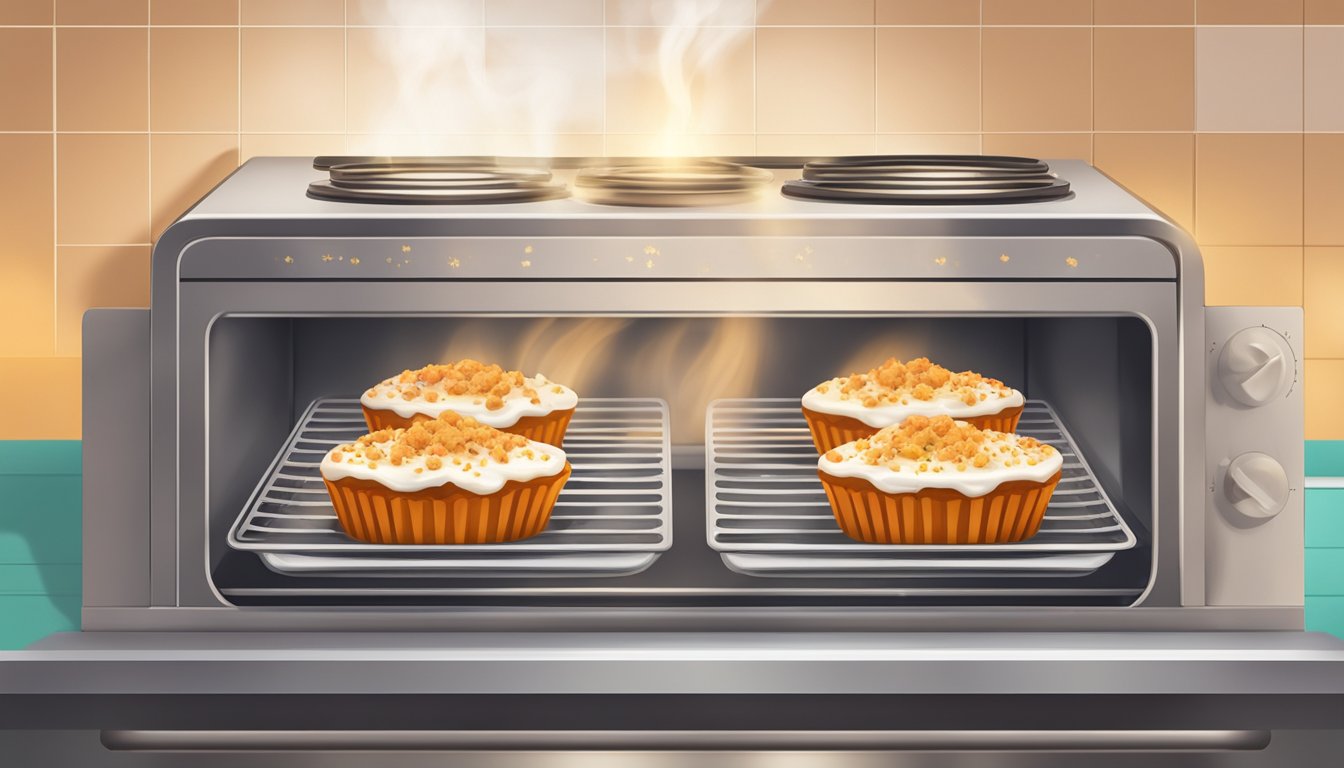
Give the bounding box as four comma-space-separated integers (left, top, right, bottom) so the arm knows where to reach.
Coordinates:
361, 360, 578, 445
817, 414, 1062, 545
801, 356, 1024, 453
320, 411, 571, 545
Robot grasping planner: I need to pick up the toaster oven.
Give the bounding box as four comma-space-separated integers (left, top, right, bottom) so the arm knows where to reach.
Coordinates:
3, 156, 1342, 756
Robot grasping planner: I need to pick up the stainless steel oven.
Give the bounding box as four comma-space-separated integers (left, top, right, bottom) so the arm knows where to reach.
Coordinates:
2, 156, 1342, 761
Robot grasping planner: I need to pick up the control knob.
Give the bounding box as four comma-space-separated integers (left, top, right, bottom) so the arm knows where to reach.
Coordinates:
1217, 326, 1294, 407
1222, 452, 1290, 520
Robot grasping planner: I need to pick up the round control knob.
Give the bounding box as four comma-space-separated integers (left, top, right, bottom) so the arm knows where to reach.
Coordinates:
1217, 326, 1294, 407
1222, 452, 1290, 520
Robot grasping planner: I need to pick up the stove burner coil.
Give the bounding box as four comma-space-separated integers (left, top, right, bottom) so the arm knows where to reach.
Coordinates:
307, 161, 570, 204
781, 155, 1072, 204
574, 160, 772, 207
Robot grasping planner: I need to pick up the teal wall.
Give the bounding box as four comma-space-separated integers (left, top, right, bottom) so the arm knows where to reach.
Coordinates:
0, 442, 81, 649
0, 440, 1340, 648
1306, 441, 1344, 637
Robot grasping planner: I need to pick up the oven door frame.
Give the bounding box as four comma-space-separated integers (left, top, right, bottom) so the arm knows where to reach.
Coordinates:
155, 279, 1183, 624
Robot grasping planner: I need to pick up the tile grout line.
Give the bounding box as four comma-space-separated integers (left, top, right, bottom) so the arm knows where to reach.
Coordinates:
1192, 0, 1199, 241
344, 0, 349, 155
144, 3, 150, 264
237, 0, 242, 163
602, 0, 608, 156
50, 21, 56, 357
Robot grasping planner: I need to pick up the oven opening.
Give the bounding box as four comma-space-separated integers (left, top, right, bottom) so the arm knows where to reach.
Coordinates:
204, 316, 1154, 608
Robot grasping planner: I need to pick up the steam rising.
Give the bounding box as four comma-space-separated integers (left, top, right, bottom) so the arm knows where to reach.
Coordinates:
438, 317, 763, 443
360, 0, 764, 156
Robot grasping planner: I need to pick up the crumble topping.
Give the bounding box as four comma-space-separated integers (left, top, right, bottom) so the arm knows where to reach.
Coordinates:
823, 414, 1055, 474
813, 357, 1014, 408
328, 411, 551, 472
366, 360, 543, 411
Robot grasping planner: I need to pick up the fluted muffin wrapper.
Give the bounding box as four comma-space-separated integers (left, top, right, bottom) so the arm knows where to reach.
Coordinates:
817, 468, 1062, 545
801, 404, 1024, 454
362, 406, 575, 446
324, 463, 572, 544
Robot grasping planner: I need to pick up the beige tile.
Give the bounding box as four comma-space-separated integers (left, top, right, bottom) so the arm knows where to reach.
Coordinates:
1306, 248, 1344, 357
485, 0, 601, 25
241, 0, 344, 25
604, 134, 756, 157
490, 134, 603, 157
1093, 133, 1195, 230
151, 0, 239, 25
0, 135, 54, 358
1306, 359, 1344, 440
982, 0, 1090, 25
150, 28, 238, 132
1307, 135, 1344, 246
1307, 0, 1344, 23
756, 134, 877, 156
0, 359, 81, 439
875, 0, 979, 24
604, 0, 754, 26
56, 28, 147, 132
758, 0, 872, 25
1094, 0, 1194, 24
55, 0, 146, 24
1094, 28, 1194, 131
606, 25, 753, 135
56, 134, 149, 245
347, 0, 482, 26
150, 134, 238, 240
1196, 27, 1303, 132
875, 28, 978, 133
485, 27, 604, 134
241, 133, 347, 161
1307, 28, 1344, 131
757, 28, 874, 134
1197, 0, 1304, 24
0, 29, 52, 131
1202, 247, 1303, 307
344, 133, 605, 157
55, 246, 150, 357
347, 26, 488, 134
241, 27, 343, 133
982, 28, 1090, 132
874, 134, 981, 154
0, 0, 51, 25
1195, 133, 1303, 246
982, 133, 1092, 162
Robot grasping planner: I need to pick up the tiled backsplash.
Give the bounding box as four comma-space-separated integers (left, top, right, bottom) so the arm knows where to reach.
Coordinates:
2, 0, 1343, 438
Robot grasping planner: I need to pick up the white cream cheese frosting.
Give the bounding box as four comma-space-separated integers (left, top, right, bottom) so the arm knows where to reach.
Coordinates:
320, 412, 567, 495
802, 357, 1023, 428
361, 361, 578, 429
818, 415, 1062, 498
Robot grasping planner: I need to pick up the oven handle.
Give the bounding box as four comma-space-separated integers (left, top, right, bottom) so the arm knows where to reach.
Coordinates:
101, 729, 1272, 752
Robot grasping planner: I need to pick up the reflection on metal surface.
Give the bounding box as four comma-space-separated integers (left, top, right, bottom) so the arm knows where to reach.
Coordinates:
575, 161, 772, 206
782, 156, 1072, 205
308, 161, 570, 204
99, 729, 1272, 752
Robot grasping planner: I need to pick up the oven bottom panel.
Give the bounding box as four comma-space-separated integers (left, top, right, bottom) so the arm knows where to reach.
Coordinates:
10, 730, 1344, 766
2, 632, 1343, 736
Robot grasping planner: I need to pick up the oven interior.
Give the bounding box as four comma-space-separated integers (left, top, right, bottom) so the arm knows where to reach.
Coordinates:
206, 316, 1154, 608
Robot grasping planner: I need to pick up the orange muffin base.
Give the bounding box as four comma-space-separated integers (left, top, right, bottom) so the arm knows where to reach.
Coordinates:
817, 468, 1061, 545
362, 406, 575, 445
801, 403, 1025, 454
323, 463, 572, 545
